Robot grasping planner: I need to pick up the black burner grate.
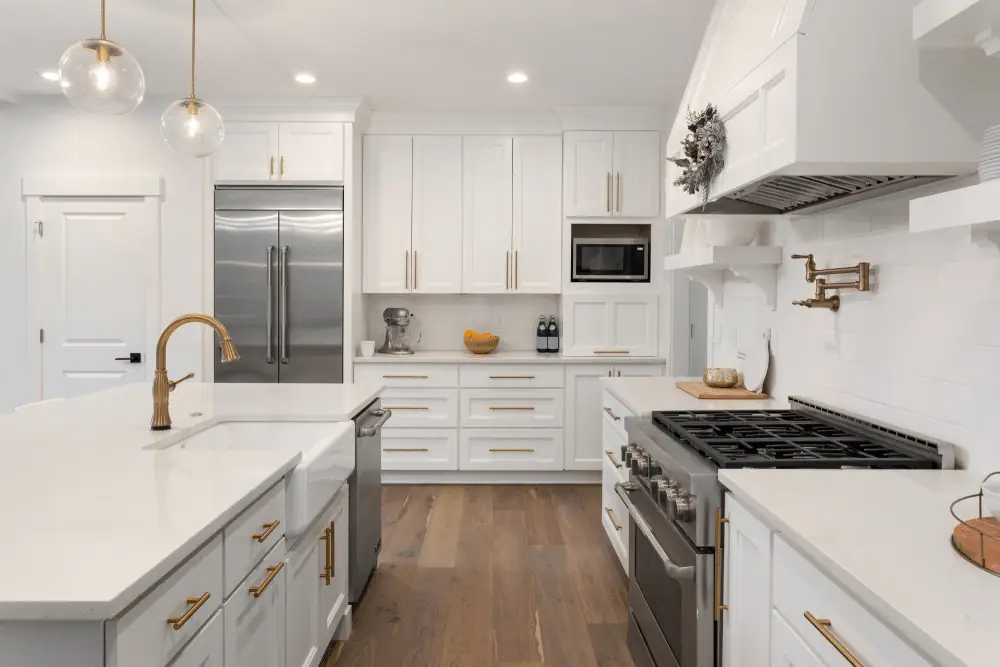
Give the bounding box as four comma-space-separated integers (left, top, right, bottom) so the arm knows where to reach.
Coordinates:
652, 410, 941, 469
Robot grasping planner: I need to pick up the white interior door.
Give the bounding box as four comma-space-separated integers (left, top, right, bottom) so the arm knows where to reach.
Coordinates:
37, 197, 155, 400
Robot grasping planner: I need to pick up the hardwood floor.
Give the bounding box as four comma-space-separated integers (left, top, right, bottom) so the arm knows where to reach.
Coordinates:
336, 485, 634, 667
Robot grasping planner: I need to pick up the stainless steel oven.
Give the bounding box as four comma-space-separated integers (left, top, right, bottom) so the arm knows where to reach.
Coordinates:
617, 481, 715, 667
572, 237, 650, 282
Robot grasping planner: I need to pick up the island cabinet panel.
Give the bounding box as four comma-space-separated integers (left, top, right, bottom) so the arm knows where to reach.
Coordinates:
225, 540, 287, 667
170, 610, 225, 667
105, 533, 223, 667
320, 487, 350, 643
0, 621, 104, 666
285, 529, 325, 667
223, 481, 286, 596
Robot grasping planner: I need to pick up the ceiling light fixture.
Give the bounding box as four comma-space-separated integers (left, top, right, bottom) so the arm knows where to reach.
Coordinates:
58, 0, 145, 114
507, 72, 528, 84
40, 71, 61, 82
161, 0, 224, 158
295, 73, 317, 85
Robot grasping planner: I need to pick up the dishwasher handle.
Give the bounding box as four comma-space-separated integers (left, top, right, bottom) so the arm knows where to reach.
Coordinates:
357, 409, 392, 438
615, 482, 696, 581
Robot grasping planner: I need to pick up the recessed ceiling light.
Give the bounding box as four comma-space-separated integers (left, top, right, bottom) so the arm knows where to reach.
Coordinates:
507, 72, 528, 84
39, 70, 61, 82
295, 73, 317, 85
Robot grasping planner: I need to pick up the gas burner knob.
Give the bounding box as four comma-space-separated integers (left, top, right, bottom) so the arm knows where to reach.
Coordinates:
674, 494, 697, 522
623, 446, 639, 467
648, 462, 662, 478
635, 454, 651, 476
621, 444, 628, 463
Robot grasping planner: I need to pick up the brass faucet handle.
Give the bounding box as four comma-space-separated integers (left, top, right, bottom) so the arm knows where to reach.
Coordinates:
169, 372, 195, 391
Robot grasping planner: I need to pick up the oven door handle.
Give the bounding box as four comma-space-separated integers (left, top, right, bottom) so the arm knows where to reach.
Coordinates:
615, 482, 696, 582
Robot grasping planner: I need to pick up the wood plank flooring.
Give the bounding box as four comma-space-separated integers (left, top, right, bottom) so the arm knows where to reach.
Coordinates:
336, 485, 634, 667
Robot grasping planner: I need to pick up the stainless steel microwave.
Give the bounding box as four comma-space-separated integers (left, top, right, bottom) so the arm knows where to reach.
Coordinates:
572, 237, 650, 282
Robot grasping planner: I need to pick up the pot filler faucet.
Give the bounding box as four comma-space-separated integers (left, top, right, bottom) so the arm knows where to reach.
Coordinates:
151, 314, 240, 431
791, 253, 871, 312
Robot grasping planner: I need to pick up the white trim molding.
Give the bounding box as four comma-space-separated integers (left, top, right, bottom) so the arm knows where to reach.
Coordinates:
22, 174, 163, 198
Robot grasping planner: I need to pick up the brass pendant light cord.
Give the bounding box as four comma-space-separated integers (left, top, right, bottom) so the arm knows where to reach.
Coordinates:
100, 0, 106, 40
190, 0, 196, 99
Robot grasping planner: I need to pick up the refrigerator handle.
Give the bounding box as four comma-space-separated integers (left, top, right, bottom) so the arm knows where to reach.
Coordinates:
266, 245, 275, 364
279, 245, 289, 364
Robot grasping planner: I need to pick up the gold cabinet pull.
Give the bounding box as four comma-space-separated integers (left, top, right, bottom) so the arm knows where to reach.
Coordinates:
604, 406, 621, 422
489, 448, 535, 453
166, 592, 211, 630
269, 156, 274, 178
715, 509, 728, 620
505, 250, 510, 290
405, 250, 409, 290
595, 350, 630, 355
488, 406, 536, 411
605, 450, 622, 468
605, 507, 622, 531
805, 612, 865, 667
383, 374, 429, 379
515, 250, 519, 289
319, 528, 332, 584
384, 447, 431, 453
329, 520, 336, 577
249, 562, 284, 598
251, 520, 280, 543
616, 172, 621, 213
280, 155, 285, 177
488, 375, 536, 379
606, 172, 612, 212
383, 406, 429, 411
413, 250, 418, 290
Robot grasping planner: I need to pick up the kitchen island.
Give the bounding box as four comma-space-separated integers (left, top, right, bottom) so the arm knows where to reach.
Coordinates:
0, 381, 383, 667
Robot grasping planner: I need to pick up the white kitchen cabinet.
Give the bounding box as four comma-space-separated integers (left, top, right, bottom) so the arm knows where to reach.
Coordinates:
214, 122, 345, 182
412, 136, 463, 293
601, 419, 629, 572
381, 428, 459, 471
463, 136, 514, 293
512, 136, 563, 293
285, 530, 324, 667
214, 122, 280, 181
225, 541, 287, 667
170, 611, 225, 667
564, 131, 660, 218
722, 493, 772, 667
770, 610, 827, 667
459, 428, 563, 471
278, 122, 345, 182
562, 294, 659, 357
565, 365, 617, 470
363, 135, 413, 294
319, 489, 349, 641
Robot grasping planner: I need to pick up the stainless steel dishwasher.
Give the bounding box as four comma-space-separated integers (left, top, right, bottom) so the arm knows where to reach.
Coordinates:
351, 400, 390, 603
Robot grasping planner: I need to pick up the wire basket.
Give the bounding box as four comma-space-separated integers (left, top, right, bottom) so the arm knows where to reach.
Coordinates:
950, 471, 1000, 578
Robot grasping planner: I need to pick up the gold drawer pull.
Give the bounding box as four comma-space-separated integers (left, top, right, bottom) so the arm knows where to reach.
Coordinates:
605, 450, 622, 468
252, 520, 280, 543
382, 374, 429, 379
489, 448, 536, 453
715, 509, 729, 620
319, 528, 332, 584
595, 350, 630, 355
604, 406, 621, 422
488, 375, 536, 379
329, 520, 337, 577
384, 447, 430, 453
166, 592, 211, 630
384, 406, 429, 411
805, 612, 864, 667
605, 507, 622, 531
488, 406, 536, 411
249, 562, 285, 598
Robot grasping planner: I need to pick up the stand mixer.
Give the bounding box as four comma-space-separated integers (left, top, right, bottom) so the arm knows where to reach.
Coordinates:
379, 308, 420, 355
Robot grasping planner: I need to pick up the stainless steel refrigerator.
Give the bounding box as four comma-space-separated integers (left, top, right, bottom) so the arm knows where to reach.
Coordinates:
214, 186, 344, 383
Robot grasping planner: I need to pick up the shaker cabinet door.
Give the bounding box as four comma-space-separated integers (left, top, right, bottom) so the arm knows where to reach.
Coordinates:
722, 494, 773, 667
564, 131, 615, 217
213, 122, 279, 181
412, 136, 463, 293
363, 135, 413, 294
513, 136, 563, 293
462, 136, 514, 293
225, 543, 287, 667
319, 489, 350, 644
285, 532, 324, 667
278, 122, 345, 182
565, 365, 617, 470
612, 131, 660, 218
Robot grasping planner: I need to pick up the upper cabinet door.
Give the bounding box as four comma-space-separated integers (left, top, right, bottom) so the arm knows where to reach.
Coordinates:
278, 122, 345, 181
214, 122, 279, 181
412, 136, 463, 294
564, 131, 615, 217
463, 136, 514, 294
512, 136, 562, 294
613, 131, 661, 218
609, 295, 659, 357
363, 135, 413, 294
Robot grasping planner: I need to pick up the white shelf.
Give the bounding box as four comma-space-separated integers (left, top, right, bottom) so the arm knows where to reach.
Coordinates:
914, 0, 1000, 54
663, 246, 783, 309
909, 177, 1000, 246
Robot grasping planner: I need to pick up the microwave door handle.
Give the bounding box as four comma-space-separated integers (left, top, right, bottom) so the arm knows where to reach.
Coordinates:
615, 482, 696, 582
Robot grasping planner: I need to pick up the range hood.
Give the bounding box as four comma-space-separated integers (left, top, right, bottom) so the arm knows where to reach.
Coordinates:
664, 0, 978, 219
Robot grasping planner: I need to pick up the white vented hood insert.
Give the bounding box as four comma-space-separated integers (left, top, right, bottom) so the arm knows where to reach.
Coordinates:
664, 0, 978, 217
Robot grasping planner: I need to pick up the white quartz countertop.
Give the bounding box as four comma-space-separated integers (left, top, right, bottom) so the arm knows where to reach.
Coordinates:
354, 350, 667, 365
720, 469, 1000, 667
600, 376, 786, 416
0, 381, 383, 621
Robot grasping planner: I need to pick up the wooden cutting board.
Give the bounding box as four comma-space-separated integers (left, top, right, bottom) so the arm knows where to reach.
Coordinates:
676, 381, 769, 400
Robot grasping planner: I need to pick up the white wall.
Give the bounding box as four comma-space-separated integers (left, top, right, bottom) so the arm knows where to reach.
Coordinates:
0, 98, 208, 413
708, 178, 1000, 473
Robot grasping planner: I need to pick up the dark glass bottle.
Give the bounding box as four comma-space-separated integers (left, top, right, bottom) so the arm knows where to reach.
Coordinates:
546, 315, 560, 354
536, 316, 548, 353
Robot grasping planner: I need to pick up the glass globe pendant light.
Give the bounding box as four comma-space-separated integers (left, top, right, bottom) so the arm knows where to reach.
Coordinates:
58, 0, 145, 114
161, 0, 224, 157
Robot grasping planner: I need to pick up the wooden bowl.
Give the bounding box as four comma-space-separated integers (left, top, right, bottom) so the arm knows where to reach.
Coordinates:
464, 335, 499, 355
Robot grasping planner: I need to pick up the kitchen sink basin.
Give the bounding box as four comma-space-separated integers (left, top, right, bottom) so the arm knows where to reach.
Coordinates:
169, 421, 355, 540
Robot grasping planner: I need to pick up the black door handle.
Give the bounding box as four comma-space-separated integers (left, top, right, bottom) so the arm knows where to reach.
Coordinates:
115, 353, 142, 364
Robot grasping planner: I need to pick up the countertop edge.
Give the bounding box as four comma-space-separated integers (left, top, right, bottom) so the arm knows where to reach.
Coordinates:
719, 471, 963, 667
600, 379, 650, 417
353, 354, 667, 365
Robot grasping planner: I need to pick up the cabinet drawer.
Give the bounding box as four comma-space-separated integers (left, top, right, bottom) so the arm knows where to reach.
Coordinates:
223, 482, 286, 597
601, 480, 629, 573
601, 423, 628, 484
106, 534, 223, 667
382, 428, 459, 471
460, 388, 564, 428
381, 388, 458, 427
224, 539, 287, 667
169, 609, 224, 667
459, 429, 563, 471
773, 536, 934, 667
602, 390, 634, 443
460, 365, 564, 388
354, 364, 458, 387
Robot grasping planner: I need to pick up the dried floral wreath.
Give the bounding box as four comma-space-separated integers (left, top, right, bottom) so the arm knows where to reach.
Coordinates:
668, 104, 726, 207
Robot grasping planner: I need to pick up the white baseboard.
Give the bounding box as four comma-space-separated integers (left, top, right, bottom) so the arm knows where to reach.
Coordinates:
382, 470, 601, 485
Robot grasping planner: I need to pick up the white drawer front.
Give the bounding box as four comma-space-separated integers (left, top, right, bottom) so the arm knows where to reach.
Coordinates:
459, 365, 565, 389
601, 424, 628, 484
600, 481, 628, 573
602, 390, 634, 443
169, 610, 224, 667
107, 534, 223, 667
354, 364, 458, 387
381, 388, 458, 428
459, 429, 563, 471
382, 428, 459, 471
460, 388, 564, 428
223, 482, 286, 597
772, 536, 933, 667
224, 539, 287, 667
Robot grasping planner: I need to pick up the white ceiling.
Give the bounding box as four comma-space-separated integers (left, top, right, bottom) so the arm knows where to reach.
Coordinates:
2, 0, 712, 110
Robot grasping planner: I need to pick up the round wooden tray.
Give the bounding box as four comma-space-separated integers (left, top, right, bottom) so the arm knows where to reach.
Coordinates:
952, 515, 1000, 577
